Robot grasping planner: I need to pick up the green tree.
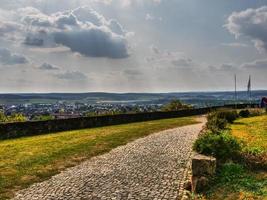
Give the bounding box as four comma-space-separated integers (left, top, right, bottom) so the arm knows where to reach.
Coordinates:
8, 113, 27, 122
161, 99, 192, 111
0, 112, 7, 122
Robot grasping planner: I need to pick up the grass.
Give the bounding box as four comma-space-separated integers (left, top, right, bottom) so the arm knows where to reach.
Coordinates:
231, 115, 267, 155
205, 163, 267, 200
203, 114, 267, 200
0, 116, 197, 199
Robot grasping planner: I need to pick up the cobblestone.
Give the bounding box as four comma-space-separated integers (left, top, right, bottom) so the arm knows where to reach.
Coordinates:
13, 117, 205, 200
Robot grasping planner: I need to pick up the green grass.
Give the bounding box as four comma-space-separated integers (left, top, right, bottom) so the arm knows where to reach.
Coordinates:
231, 115, 267, 155
206, 163, 267, 200
203, 114, 267, 200
0, 116, 197, 199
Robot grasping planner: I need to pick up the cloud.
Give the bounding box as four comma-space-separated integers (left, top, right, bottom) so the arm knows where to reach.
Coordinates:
11, 6, 130, 58
123, 69, 142, 76
241, 59, 267, 70
150, 45, 160, 54
220, 63, 235, 71
171, 58, 194, 67
225, 6, 267, 52
119, 0, 161, 7
221, 42, 248, 48
147, 45, 193, 67
0, 21, 21, 36
0, 48, 28, 65
39, 62, 59, 70
53, 28, 129, 58
55, 71, 88, 80
145, 13, 162, 21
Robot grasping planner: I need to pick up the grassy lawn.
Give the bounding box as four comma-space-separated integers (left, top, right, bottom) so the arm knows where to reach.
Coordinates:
204, 114, 267, 200
231, 115, 267, 154
205, 163, 267, 200
0, 116, 197, 199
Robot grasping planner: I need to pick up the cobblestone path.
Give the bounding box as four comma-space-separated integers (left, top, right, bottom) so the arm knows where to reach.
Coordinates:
14, 117, 205, 200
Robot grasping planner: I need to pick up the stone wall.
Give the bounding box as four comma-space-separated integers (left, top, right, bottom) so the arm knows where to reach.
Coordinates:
0, 103, 257, 140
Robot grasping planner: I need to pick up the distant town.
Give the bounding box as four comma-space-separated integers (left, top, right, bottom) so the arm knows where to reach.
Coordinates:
0, 90, 266, 121
0, 102, 163, 120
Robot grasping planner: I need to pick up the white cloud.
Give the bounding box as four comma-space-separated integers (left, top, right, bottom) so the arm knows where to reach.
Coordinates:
225, 6, 267, 52
145, 13, 162, 21
0, 48, 29, 65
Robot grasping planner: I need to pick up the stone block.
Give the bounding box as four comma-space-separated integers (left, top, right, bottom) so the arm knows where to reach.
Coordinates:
192, 153, 216, 177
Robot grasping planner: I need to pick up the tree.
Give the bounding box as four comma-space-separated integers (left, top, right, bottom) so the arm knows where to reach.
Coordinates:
0, 112, 7, 122
161, 99, 192, 111
8, 113, 27, 122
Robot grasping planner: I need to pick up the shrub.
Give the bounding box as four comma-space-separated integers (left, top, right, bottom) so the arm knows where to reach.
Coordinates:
206, 116, 228, 133
239, 110, 250, 118
193, 131, 241, 160
208, 110, 238, 124
216, 110, 238, 124
206, 110, 238, 132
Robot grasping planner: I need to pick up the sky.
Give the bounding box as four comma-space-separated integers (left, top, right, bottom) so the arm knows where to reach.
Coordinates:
0, 0, 267, 93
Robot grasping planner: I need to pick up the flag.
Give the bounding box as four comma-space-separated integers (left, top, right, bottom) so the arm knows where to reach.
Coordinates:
247, 75, 251, 97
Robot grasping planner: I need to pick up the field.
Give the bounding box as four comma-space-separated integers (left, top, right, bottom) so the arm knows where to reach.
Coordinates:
232, 115, 267, 155
206, 114, 267, 200
0, 116, 197, 199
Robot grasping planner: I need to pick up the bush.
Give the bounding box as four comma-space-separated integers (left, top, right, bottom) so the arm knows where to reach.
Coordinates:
216, 110, 238, 123
208, 110, 238, 124
206, 110, 238, 132
193, 131, 241, 160
206, 116, 228, 133
239, 110, 250, 118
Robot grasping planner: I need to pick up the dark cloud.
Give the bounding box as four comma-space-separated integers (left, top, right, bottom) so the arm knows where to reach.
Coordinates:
0, 48, 28, 65
53, 29, 129, 58
18, 6, 130, 58
55, 71, 87, 80
225, 6, 267, 52
39, 63, 59, 70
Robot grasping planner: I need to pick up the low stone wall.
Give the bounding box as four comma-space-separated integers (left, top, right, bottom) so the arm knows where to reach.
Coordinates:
0, 103, 257, 140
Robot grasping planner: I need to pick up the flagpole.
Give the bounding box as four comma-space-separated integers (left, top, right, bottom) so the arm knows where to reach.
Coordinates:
248, 75, 251, 107
235, 74, 237, 108
250, 75, 252, 107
